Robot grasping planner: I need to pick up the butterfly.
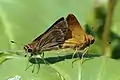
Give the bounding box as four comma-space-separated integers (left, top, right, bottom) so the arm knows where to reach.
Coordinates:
60, 14, 95, 62
23, 17, 68, 73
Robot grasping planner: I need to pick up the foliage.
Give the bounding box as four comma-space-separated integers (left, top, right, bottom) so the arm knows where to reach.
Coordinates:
0, 0, 120, 80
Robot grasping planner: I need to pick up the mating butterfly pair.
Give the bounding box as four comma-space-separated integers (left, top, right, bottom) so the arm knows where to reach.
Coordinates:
24, 14, 95, 61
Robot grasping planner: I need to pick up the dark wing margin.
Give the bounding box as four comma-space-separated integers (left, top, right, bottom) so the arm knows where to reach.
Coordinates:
33, 17, 67, 42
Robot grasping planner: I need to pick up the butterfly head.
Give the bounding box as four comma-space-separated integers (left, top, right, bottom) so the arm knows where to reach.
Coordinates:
24, 44, 34, 53
87, 35, 95, 45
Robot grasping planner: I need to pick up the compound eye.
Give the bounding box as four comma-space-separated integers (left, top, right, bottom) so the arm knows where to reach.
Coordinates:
27, 48, 32, 52
91, 39, 95, 44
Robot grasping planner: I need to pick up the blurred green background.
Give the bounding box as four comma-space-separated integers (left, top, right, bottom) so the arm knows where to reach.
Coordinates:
0, 0, 120, 80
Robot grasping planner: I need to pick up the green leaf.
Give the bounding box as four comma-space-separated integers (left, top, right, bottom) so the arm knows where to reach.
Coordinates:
0, 54, 120, 80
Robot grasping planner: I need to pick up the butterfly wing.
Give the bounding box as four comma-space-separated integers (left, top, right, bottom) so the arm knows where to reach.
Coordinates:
26, 17, 68, 53
66, 14, 85, 35
62, 14, 86, 48
33, 17, 67, 42
38, 29, 65, 51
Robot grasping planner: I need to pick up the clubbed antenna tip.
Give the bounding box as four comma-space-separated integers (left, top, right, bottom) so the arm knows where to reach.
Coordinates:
11, 40, 15, 43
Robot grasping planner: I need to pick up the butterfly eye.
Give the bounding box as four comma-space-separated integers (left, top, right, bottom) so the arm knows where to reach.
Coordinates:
91, 39, 95, 44
87, 35, 95, 45
27, 48, 32, 52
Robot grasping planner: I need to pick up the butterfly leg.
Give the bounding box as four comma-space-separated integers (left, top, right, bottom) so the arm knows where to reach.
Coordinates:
32, 64, 35, 73
25, 63, 33, 71
72, 47, 79, 67
37, 63, 40, 74
72, 47, 89, 67
72, 47, 78, 59
40, 52, 48, 65
24, 52, 30, 57
80, 47, 89, 64
25, 54, 33, 71
42, 52, 44, 58
34, 57, 40, 74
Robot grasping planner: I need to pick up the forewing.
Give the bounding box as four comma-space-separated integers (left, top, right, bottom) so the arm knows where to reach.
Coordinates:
33, 17, 68, 42
36, 29, 65, 51
66, 14, 86, 40
31, 17, 68, 52
26, 17, 68, 52
62, 14, 87, 48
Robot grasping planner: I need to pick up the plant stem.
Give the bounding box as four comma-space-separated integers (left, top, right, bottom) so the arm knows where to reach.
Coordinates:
102, 0, 117, 57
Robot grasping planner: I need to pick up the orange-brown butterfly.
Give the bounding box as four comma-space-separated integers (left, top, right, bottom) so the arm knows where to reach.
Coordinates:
22, 17, 68, 73
61, 14, 95, 63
